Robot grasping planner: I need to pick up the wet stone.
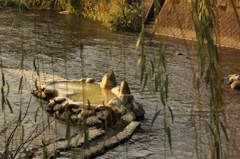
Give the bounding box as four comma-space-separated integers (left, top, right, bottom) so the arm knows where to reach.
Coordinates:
79, 78, 86, 82
47, 100, 56, 108
44, 88, 60, 99
86, 78, 95, 83
108, 98, 121, 107
121, 111, 136, 123
227, 74, 240, 84
68, 101, 83, 108
81, 109, 95, 118
119, 81, 131, 95
100, 71, 117, 89
96, 110, 109, 120
132, 100, 145, 118
70, 107, 81, 114
54, 96, 67, 103
38, 84, 47, 91
54, 104, 62, 112
85, 116, 102, 127
231, 81, 240, 89
95, 105, 109, 111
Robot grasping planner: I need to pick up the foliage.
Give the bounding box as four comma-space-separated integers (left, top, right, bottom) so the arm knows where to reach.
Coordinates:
23, 0, 142, 31
77, 0, 142, 31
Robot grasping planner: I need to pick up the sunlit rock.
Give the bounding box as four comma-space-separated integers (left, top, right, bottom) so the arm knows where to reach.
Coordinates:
68, 101, 83, 108
231, 81, 240, 89
100, 70, 117, 89
59, 11, 70, 14
44, 88, 60, 99
86, 78, 95, 83
119, 81, 131, 95
54, 96, 67, 103
79, 78, 86, 82
227, 74, 240, 84
176, 52, 183, 55
38, 84, 47, 91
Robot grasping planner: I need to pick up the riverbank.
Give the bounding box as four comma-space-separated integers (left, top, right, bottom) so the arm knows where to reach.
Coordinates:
0, 0, 142, 31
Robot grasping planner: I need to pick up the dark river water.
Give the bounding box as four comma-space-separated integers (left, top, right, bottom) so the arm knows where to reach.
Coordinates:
1, 11, 240, 159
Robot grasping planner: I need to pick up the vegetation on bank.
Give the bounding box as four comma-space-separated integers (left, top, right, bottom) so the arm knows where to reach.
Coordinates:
0, 0, 142, 31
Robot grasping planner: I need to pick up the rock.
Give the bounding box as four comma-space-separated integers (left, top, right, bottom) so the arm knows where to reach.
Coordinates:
47, 100, 56, 108
119, 81, 131, 95
119, 94, 134, 105
52, 101, 68, 113
86, 78, 95, 83
131, 100, 145, 118
95, 105, 108, 111
176, 52, 183, 55
53, 104, 62, 112
54, 96, 67, 103
85, 116, 102, 127
60, 100, 70, 111
60, 111, 71, 121
227, 74, 240, 84
81, 109, 95, 118
45, 100, 56, 113
96, 110, 109, 120
37, 91, 46, 99
44, 88, 60, 99
231, 81, 240, 89
100, 70, 117, 89
59, 11, 69, 14
68, 101, 83, 108
38, 84, 47, 91
108, 98, 121, 107
121, 111, 136, 123
111, 87, 120, 96
54, 111, 61, 118
79, 78, 86, 82
71, 114, 83, 123
70, 107, 81, 114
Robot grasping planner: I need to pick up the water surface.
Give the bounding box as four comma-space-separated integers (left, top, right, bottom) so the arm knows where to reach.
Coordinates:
0, 11, 240, 159
48, 81, 116, 105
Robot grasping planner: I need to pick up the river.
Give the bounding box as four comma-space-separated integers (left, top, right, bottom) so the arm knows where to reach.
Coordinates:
0, 11, 240, 159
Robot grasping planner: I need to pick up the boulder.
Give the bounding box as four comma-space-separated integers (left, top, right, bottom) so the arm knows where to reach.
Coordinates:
227, 74, 240, 84
176, 52, 183, 55
44, 88, 60, 99
37, 91, 46, 99
38, 84, 47, 91
131, 100, 145, 118
86, 78, 95, 83
231, 81, 240, 89
59, 11, 70, 14
121, 111, 136, 123
79, 78, 86, 82
96, 110, 109, 120
54, 96, 67, 103
119, 81, 131, 95
95, 105, 108, 112
119, 94, 134, 105
68, 101, 83, 108
85, 116, 102, 127
100, 70, 117, 89
108, 98, 121, 107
